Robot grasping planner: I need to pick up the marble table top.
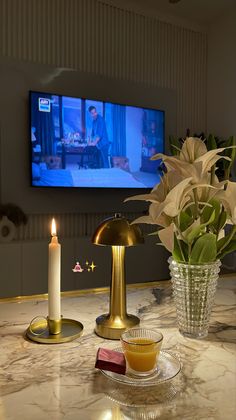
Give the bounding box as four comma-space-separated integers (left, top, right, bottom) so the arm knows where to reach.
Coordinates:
0, 277, 235, 420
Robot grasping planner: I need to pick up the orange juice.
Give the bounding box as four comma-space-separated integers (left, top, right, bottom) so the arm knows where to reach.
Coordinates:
123, 338, 159, 372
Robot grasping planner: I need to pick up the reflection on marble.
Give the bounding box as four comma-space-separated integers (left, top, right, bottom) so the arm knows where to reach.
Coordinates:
0, 277, 235, 419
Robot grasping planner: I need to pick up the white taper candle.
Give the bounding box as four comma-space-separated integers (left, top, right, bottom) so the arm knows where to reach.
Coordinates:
48, 218, 61, 320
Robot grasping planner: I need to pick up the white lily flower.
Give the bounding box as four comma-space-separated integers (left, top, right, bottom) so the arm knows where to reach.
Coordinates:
179, 137, 207, 162
158, 223, 175, 252
216, 181, 236, 224
125, 136, 236, 262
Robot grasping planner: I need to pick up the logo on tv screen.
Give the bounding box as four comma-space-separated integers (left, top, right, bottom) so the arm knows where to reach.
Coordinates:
38, 98, 51, 112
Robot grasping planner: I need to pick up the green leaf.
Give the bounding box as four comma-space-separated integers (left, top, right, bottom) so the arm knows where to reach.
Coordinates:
201, 199, 220, 225
219, 136, 236, 175
215, 211, 227, 232
171, 144, 182, 154
186, 224, 204, 244
224, 136, 236, 158
223, 136, 236, 174
169, 135, 181, 156
217, 234, 228, 251
201, 199, 226, 234
173, 235, 188, 263
183, 210, 215, 244
207, 134, 217, 151
179, 211, 192, 232
217, 239, 236, 259
184, 203, 195, 217
216, 232, 236, 251
189, 233, 217, 263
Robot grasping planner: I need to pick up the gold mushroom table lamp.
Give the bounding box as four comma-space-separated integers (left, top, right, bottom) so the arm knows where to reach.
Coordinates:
92, 213, 144, 339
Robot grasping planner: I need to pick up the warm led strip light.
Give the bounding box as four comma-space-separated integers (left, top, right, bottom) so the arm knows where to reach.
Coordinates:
0, 280, 171, 303
0, 274, 234, 303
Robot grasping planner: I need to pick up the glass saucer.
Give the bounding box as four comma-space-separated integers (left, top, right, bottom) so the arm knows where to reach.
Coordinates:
100, 348, 181, 387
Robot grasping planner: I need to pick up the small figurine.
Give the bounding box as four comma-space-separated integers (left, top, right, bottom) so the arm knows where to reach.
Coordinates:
72, 262, 84, 273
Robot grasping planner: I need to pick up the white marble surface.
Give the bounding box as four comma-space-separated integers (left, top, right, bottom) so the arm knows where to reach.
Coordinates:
0, 277, 235, 420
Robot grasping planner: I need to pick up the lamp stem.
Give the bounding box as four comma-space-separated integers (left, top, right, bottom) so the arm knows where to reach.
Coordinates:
94, 243, 140, 339
110, 246, 126, 318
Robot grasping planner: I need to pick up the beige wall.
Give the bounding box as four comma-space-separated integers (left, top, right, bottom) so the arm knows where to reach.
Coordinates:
207, 6, 236, 137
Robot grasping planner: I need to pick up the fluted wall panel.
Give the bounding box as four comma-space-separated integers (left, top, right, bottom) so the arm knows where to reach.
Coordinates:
0, 0, 207, 241
0, 0, 207, 135
15, 212, 151, 240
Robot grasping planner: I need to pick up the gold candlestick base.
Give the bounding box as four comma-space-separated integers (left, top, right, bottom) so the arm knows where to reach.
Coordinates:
95, 313, 140, 340
48, 318, 62, 335
25, 317, 84, 344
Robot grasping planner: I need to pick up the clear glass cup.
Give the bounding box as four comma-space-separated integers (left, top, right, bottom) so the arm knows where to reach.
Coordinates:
121, 328, 163, 377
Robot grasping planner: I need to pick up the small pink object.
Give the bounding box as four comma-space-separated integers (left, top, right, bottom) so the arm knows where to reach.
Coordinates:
95, 347, 126, 375
72, 262, 84, 272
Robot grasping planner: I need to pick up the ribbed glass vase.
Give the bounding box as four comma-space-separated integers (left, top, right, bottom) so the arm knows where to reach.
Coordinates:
168, 257, 221, 339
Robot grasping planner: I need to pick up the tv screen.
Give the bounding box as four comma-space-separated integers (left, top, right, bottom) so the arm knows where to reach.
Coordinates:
30, 91, 164, 188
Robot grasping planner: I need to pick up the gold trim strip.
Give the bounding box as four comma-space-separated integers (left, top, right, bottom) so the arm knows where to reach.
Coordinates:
0, 280, 170, 303
0, 274, 234, 303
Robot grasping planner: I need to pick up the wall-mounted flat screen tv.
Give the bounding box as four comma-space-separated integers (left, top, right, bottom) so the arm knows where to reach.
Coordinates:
30, 91, 165, 188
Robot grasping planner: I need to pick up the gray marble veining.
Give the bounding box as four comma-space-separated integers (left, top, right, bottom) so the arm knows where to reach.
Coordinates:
0, 277, 235, 420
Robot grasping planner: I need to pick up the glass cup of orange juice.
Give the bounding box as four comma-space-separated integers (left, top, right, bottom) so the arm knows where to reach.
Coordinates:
121, 328, 163, 377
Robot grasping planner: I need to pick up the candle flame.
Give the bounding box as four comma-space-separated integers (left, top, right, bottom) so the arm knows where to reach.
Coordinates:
51, 218, 57, 236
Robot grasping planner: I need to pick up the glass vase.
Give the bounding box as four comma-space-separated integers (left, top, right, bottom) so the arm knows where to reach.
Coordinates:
168, 257, 221, 339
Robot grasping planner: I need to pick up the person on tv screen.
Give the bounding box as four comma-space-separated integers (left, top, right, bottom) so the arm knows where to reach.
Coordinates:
31, 126, 37, 142
88, 106, 110, 168
31, 126, 41, 161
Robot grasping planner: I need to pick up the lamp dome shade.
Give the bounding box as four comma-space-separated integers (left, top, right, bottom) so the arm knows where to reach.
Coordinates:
92, 213, 144, 246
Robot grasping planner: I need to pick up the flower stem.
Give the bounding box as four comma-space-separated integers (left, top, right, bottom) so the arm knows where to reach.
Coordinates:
174, 222, 186, 262
211, 164, 215, 185
193, 189, 199, 219
216, 208, 225, 239
177, 235, 186, 262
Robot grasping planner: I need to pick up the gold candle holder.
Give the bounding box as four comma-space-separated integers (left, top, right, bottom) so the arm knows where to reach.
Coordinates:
92, 213, 144, 340
26, 315, 84, 344
47, 318, 62, 335
25, 217, 84, 344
